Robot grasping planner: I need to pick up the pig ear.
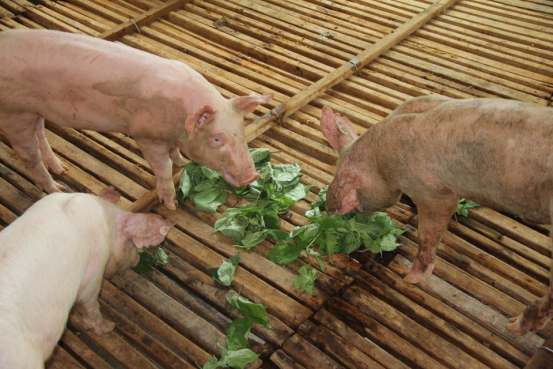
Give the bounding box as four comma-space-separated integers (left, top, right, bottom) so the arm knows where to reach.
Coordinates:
320, 107, 359, 152
98, 186, 121, 204
123, 214, 175, 249
186, 105, 215, 135
231, 93, 274, 115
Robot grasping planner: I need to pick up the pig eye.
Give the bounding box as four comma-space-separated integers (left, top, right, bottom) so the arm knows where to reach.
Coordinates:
212, 136, 223, 146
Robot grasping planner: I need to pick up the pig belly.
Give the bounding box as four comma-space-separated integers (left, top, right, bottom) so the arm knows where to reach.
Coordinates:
0, 193, 110, 359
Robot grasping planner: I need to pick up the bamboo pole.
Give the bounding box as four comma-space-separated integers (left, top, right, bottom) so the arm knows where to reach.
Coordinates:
96, 0, 192, 40
245, 0, 459, 142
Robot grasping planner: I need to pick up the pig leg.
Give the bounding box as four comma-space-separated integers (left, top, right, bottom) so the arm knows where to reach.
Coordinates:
1, 113, 64, 193
169, 147, 186, 167
74, 274, 115, 336
404, 194, 458, 284
135, 139, 177, 210
505, 199, 553, 335
35, 117, 68, 175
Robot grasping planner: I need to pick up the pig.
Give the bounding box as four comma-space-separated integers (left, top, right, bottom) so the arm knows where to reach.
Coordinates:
320, 95, 553, 336
0, 187, 174, 368
0, 29, 273, 210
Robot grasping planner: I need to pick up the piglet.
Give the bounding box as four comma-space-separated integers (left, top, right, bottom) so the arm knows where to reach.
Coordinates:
0, 29, 273, 209
320, 96, 553, 336
0, 187, 174, 368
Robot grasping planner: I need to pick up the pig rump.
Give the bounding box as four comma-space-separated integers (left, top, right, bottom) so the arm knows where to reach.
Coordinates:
0, 191, 173, 366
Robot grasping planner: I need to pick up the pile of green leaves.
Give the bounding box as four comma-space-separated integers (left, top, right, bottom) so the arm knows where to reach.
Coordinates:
177, 148, 312, 215
265, 186, 404, 294
457, 198, 480, 217
132, 246, 169, 273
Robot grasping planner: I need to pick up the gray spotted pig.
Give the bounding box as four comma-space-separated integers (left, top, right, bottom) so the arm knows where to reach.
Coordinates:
320, 95, 553, 336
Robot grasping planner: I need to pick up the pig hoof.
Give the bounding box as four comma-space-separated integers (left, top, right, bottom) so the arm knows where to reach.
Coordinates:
403, 273, 422, 284
90, 320, 116, 336
165, 200, 177, 210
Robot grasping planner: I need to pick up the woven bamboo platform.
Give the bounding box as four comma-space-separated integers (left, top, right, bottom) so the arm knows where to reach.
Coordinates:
1, 0, 553, 368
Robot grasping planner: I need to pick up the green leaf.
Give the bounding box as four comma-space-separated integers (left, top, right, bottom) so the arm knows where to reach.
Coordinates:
194, 179, 216, 192
292, 265, 318, 295
226, 296, 271, 329
458, 198, 480, 217
262, 211, 281, 230
267, 240, 305, 264
248, 148, 271, 165
225, 348, 260, 369
178, 168, 194, 200
266, 230, 290, 242
226, 318, 252, 351
235, 230, 269, 250
284, 183, 313, 202
272, 164, 301, 183
211, 253, 242, 287
214, 209, 248, 242
201, 166, 221, 180
132, 247, 169, 273
326, 232, 340, 260
131, 252, 156, 273
198, 356, 220, 369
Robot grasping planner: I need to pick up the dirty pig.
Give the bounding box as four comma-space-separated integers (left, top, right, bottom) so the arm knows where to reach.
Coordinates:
320, 95, 553, 336
0, 187, 174, 368
0, 29, 273, 209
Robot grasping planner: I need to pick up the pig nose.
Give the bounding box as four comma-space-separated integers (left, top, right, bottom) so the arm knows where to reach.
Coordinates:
238, 172, 260, 186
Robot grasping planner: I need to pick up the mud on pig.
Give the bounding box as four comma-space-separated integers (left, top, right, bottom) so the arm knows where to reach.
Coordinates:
0, 187, 174, 368
0, 29, 273, 209
320, 95, 553, 336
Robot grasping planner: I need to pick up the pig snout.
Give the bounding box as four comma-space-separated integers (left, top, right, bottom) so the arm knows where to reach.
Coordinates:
222, 163, 259, 187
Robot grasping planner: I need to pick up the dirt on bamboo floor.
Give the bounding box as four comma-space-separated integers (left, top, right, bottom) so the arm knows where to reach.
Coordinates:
1, 0, 553, 368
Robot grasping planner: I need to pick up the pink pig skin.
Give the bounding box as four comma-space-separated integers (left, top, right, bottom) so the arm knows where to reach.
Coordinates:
0, 188, 174, 368
0, 29, 273, 209
320, 96, 553, 336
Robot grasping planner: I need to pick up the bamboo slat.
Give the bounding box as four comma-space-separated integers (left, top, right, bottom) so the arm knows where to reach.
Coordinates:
1, 0, 552, 367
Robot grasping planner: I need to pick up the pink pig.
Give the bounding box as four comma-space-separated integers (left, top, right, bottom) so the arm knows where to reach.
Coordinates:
320, 95, 553, 336
0, 187, 174, 367
0, 29, 273, 209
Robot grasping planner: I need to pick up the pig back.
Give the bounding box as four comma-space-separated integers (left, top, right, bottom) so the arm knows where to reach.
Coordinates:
380, 98, 553, 223
0, 29, 207, 134
0, 193, 112, 358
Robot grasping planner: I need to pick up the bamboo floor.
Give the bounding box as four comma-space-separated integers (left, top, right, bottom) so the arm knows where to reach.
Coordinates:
1, 0, 553, 368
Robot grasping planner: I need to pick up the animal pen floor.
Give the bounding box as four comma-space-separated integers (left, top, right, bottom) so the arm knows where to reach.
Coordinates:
1, 0, 553, 368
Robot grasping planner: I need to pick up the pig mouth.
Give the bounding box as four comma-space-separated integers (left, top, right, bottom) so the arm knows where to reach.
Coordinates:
222, 169, 260, 187
132, 252, 141, 268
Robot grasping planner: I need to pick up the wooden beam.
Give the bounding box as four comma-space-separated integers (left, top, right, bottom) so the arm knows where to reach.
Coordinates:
245, 0, 460, 142
97, 0, 192, 41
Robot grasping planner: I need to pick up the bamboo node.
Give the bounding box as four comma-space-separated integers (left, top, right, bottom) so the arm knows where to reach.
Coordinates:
130, 19, 141, 34
346, 57, 360, 76
433, 2, 446, 14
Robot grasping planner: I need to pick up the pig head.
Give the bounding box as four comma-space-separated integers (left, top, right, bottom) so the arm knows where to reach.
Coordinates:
320, 106, 401, 216
0, 188, 174, 367
181, 93, 272, 187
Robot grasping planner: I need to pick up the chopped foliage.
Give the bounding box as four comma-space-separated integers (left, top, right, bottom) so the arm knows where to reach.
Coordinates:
457, 198, 480, 217
131, 246, 168, 273
210, 253, 242, 287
